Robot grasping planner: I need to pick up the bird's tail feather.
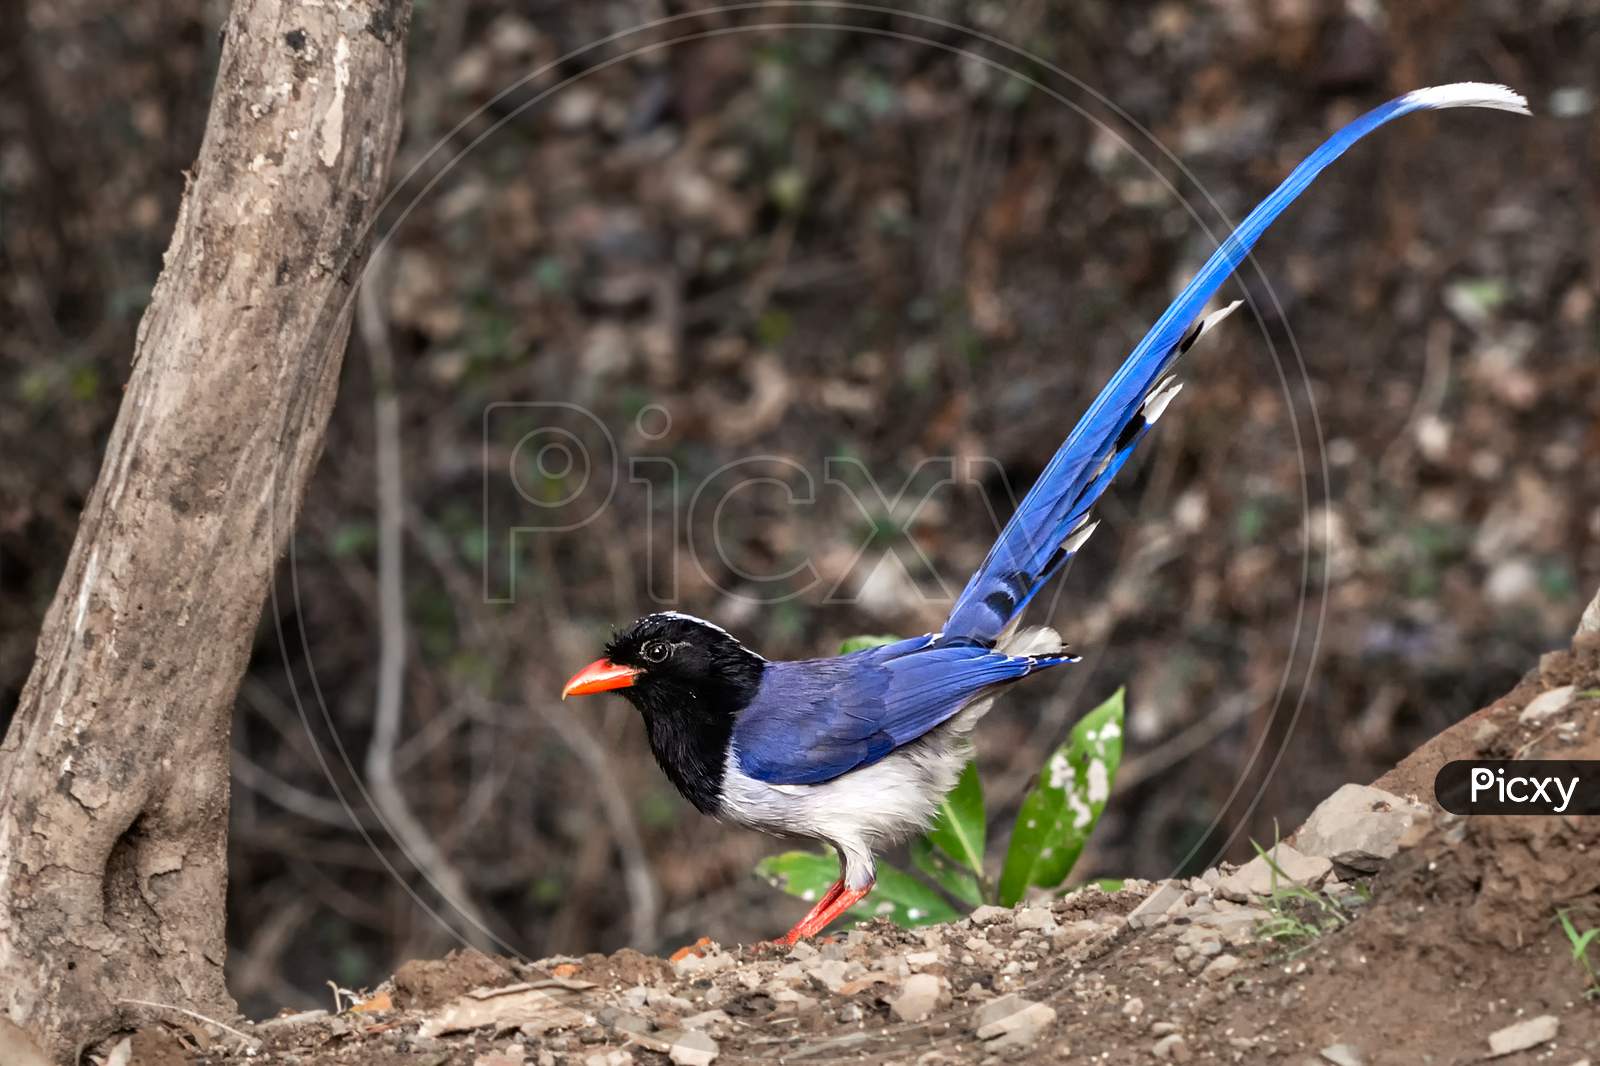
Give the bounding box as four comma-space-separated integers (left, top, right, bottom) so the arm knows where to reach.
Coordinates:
942, 83, 1529, 646
946, 625, 1066, 732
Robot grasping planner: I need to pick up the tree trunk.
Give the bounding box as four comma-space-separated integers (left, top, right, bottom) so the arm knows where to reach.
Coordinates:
0, 0, 410, 1057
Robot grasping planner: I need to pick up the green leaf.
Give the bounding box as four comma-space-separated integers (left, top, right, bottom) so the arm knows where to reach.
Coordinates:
868, 863, 964, 927
910, 836, 982, 907
997, 687, 1125, 906
755, 851, 961, 930
925, 761, 986, 878
838, 634, 902, 654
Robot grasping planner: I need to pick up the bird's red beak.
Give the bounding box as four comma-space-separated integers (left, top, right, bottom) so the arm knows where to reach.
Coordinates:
561, 659, 640, 699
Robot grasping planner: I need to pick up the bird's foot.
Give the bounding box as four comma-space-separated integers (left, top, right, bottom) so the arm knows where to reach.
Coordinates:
777, 879, 874, 945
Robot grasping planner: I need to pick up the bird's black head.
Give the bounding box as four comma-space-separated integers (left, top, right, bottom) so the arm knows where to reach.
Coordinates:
562, 612, 765, 813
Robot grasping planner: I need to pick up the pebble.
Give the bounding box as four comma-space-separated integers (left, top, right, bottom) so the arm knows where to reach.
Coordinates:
905, 950, 942, 969
644, 989, 695, 1013
1487, 1015, 1559, 1057
771, 988, 817, 1013
666, 1030, 718, 1066
1520, 684, 1575, 723
1015, 906, 1058, 932
1201, 954, 1241, 981
1319, 1044, 1365, 1066
1121, 996, 1144, 1019
1152, 1034, 1192, 1062
1150, 1022, 1179, 1036
1213, 843, 1332, 901
973, 993, 1057, 1048
583, 1051, 632, 1066
970, 905, 1011, 925
1052, 920, 1102, 948
891, 973, 945, 1023
1128, 881, 1188, 928
804, 958, 852, 992
679, 1010, 730, 1035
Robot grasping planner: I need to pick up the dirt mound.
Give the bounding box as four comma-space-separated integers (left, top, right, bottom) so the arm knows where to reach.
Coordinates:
109, 637, 1600, 1065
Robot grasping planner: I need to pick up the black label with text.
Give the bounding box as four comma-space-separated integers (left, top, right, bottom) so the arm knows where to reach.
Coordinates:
1435, 760, 1600, 816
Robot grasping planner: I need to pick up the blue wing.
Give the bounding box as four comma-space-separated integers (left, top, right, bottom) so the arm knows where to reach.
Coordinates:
732, 639, 1075, 785
943, 83, 1529, 645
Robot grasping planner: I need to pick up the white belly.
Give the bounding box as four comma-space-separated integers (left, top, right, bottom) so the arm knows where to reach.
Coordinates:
719, 727, 971, 888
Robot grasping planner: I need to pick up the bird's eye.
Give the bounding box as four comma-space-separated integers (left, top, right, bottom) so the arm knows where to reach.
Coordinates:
641, 641, 670, 664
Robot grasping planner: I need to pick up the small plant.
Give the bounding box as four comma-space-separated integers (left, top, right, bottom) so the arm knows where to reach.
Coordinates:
755, 636, 1125, 928
1557, 909, 1600, 999
1250, 837, 1353, 954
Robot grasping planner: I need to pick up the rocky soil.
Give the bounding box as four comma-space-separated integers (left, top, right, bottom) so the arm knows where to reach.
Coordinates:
79, 634, 1600, 1066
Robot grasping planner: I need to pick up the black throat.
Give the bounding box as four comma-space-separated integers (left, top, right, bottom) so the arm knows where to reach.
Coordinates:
628, 655, 764, 815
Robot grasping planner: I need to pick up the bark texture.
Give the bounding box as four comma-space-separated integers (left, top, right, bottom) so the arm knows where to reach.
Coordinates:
0, 0, 410, 1057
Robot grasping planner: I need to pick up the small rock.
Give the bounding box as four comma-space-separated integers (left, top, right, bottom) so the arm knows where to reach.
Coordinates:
1201, 954, 1241, 981
891, 974, 945, 1022
1487, 1015, 1559, 1057
1150, 1021, 1179, 1036
599, 1011, 653, 1036
1152, 1034, 1192, 1062
583, 1051, 632, 1066
1320, 1044, 1365, 1066
1015, 906, 1058, 932
1520, 685, 1575, 723
1128, 881, 1187, 928
905, 950, 942, 969
1052, 920, 1101, 948
667, 1030, 719, 1066
680, 1010, 731, 1034
805, 958, 851, 993
974, 993, 1057, 1048
644, 988, 695, 1013
771, 989, 818, 1013
1213, 844, 1332, 902
1121, 997, 1145, 1019
970, 905, 1011, 925
1292, 784, 1431, 874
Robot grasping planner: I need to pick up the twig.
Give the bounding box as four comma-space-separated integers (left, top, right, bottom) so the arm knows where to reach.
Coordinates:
358, 248, 499, 951
116, 999, 258, 1049
231, 748, 375, 829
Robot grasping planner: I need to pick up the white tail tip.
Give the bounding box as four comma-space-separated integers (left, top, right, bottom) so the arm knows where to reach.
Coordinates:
1401, 83, 1531, 116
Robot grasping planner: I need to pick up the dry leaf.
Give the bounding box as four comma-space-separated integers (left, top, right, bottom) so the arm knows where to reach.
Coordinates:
669, 937, 713, 963
350, 990, 393, 1014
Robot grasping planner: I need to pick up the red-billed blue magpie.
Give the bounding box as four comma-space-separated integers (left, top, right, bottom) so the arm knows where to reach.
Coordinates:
563, 84, 1528, 944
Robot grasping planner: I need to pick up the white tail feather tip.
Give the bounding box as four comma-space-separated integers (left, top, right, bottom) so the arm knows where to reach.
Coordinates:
1061, 519, 1099, 555
1142, 381, 1184, 425
1194, 299, 1244, 342
1402, 83, 1531, 116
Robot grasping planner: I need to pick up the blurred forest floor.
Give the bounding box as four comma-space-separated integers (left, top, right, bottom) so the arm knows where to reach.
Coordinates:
2, 0, 1597, 1016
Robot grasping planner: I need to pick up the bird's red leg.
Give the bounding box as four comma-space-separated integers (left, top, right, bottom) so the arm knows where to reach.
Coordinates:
779, 880, 874, 945
777, 878, 845, 946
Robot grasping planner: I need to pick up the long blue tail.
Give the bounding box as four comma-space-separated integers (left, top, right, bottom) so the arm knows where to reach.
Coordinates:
944, 83, 1529, 645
